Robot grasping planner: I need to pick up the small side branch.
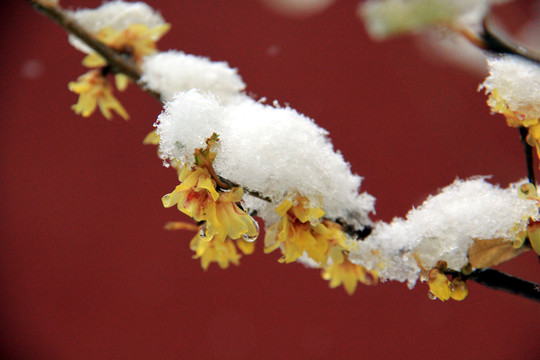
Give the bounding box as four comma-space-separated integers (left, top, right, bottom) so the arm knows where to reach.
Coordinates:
26, 0, 161, 100
456, 16, 540, 65
480, 17, 540, 65
519, 127, 536, 185
447, 268, 540, 303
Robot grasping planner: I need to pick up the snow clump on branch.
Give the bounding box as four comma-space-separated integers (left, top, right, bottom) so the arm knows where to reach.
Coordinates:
155, 90, 375, 228
141, 51, 246, 103
67, 0, 166, 53
348, 178, 539, 287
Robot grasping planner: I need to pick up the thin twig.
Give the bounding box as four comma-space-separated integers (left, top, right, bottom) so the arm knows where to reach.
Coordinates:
26, 0, 161, 100
481, 17, 540, 65
455, 16, 540, 65
26, 0, 276, 204
519, 127, 536, 185
448, 269, 540, 303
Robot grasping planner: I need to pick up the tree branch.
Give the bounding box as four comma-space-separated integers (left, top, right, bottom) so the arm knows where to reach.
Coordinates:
25, 0, 161, 100
465, 269, 540, 303
480, 17, 540, 65
455, 15, 540, 65
28, 0, 540, 303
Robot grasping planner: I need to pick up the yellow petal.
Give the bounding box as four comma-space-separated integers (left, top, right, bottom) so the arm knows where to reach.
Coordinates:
528, 222, 540, 256
82, 52, 107, 68
237, 239, 255, 255
149, 23, 171, 40
275, 199, 293, 217
143, 130, 160, 145
428, 270, 452, 301
450, 279, 468, 301
196, 175, 220, 201
115, 73, 130, 92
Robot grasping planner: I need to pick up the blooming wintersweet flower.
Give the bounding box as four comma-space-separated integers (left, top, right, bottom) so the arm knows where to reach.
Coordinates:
264, 196, 349, 266
82, 23, 171, 69
322, 257, 379, 295
68, 69, 129, 120
426, 268, 453, 301
482, 55, 540, 126
204, 187, 259, 244
360, 0, 503, 39
514, 182, 540, 256
165, 222, 255, 270
162, 165, 220, 222
162, 135, 259, 245
481, 55, 540, 158
264, 196, 326, 263
190, 229, 255, 270
420, 261, 468, 301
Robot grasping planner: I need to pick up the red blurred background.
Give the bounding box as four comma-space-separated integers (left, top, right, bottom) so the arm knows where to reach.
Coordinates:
1, 0, 539, 359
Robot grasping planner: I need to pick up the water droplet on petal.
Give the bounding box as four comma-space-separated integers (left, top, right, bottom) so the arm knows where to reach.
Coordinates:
242, 233, 258, 242
199, 225, 208, 240
427, 291, 437, 301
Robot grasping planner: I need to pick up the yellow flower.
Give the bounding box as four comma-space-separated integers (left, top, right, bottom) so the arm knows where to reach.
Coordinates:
486, 89, 539, 128
82, 23, 171, 68
205, 187, 259, 243
416, 258, 468, 301
486, 90, 540, 160
425, 268, 468, 302
315, 220, 350, 266
165, 222, 254, 270
515, 183, 540, 256
162, 135, 259, 268
68, 70, 129, 120
162, 165, 220, 222
322, 257, 378, 295
143, 130, 160, 145
426, 268, 453, 301
264, 196, 335, 265
190, 227, 255, 270
162, 165, 259, 243
450, 278, 468, 301
265, 196, 351, 266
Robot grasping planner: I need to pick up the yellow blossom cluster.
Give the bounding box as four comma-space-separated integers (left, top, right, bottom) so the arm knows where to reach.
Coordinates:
418, 260, 468, 302
69, 22, 169, 120
515, 183, 540, 256
265, 195, 378, 294
487, 89, 540, 161
162, 135, 259, 270
68, 69, 129, 120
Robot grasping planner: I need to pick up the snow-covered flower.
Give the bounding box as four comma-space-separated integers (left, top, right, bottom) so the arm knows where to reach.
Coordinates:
481, 55, 540, 159
81, 23, 170, 67
481, 55, 540, 126
68, 69, 129, 120
349, 178, 539, 288
360, 0, 508, 39
68, 0, 167, 54
155, 90, 375, 229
